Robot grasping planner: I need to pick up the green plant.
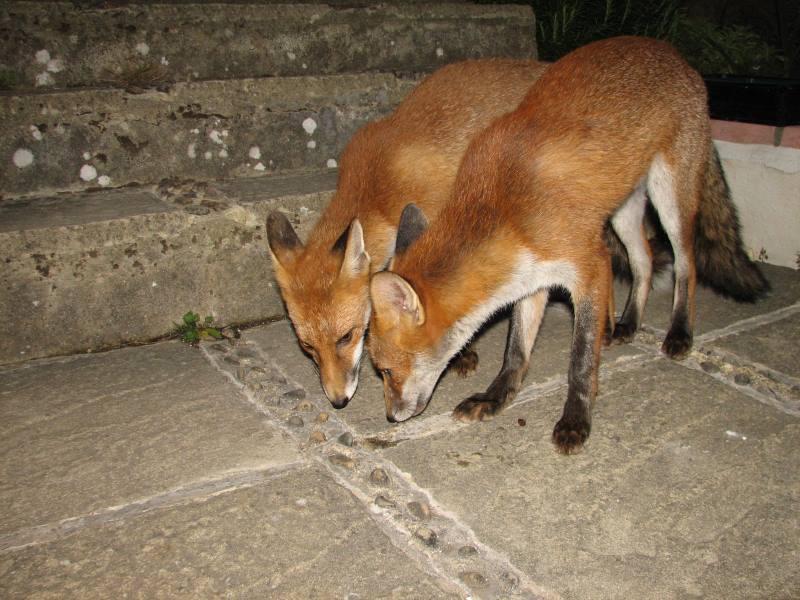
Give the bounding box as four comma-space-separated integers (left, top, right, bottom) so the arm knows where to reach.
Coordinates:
176, 311, 225, 345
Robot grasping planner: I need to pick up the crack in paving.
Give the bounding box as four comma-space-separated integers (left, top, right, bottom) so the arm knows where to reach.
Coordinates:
0, 462, 308, 555
202, 340, 561, 600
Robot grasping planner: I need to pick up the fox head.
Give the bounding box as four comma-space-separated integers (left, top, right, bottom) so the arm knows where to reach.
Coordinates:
266, 212, 371, 409
367, 204, 449, 422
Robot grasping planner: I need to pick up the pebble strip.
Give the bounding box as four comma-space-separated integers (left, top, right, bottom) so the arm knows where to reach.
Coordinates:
202, 339, 559, 600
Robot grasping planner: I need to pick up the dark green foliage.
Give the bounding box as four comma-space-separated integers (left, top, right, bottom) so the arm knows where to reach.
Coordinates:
176, 311, 225, 346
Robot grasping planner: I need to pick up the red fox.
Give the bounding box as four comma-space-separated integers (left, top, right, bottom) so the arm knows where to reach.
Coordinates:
367, 37, 768, 453
267, 59, 549, 408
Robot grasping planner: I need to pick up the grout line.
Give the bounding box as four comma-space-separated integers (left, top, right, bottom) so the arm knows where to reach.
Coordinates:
695, 302, 800, 343
201, 339, 561, 600
0, 462, 308, 555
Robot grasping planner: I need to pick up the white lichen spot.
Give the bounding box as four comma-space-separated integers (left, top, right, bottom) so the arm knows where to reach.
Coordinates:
209, 130, 224, 145
306, 140, 316, 149
30, 125, 43, 141
254, 162, 266, 171
390, 40, 396, 47
12, 148, 34, 168
36, 72, 55, 87
32, 300, 40, 307
191, 128, 200, 135
54, 123, 65, 135
160, 56, 169, 66
222, 130, 229, 138
436, 47, 444, 58
82, 151, 92, 160
295, 498, 308, 508
302, 63, 308, 70
219, 148, 228, 158
80, 164, 97, 181
248, 146, 261, 159
69, 34, 79, 45
287, 51, 296, 61
46, 58, 64, 73
151, 281, 158, 288
187, 143, 197, 158
302, 117, 317, 135
98, 175, 111, 187
204, 150, 212, 160
135, 42, 150, 56
35, 49, 51, 64
725, 430, 748, 441
326, 158, 337, 168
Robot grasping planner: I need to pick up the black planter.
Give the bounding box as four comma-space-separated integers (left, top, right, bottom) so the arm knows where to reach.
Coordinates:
704, 75, 800, 127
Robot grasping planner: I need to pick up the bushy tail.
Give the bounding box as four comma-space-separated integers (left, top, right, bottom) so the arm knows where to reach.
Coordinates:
693, 145, 770, 302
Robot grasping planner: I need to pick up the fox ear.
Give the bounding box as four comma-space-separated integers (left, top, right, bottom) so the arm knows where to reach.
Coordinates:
267, 211, 303, 268
370, 272, 425, 327
338, 219, 370, 278
394, 203, 428, 256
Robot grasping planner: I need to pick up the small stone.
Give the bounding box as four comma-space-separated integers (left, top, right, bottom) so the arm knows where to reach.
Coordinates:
282, 388, 306, 402
287, 415, 304, 428
210, 343, 229, 353
185, 205, 210, 215
459, 571, 488, 588
501, 571, 520, 590
700, 361, 720, 374
270, 371, 288, 385
369, 467, 390, 486
236, 348, 257, 359
316, 412, 330, 423
517, 418, 526, 426
407, 501, 431, 521
374, 495, 395, 509
458, 545, 478, 558
414, 527, 437, 547
309, 430, 326, 444
329, 453, 356, 470
222, 355, 240, 366
734, 373, 752, 385
295, 399, 314, 412
337, 432, 354, 447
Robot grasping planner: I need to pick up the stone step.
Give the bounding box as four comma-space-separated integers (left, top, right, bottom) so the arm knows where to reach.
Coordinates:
2, 72, 415, 197
1, 2, 535, 91
0, 171, 336, 365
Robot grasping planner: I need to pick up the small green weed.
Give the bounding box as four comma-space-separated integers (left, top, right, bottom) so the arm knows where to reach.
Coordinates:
176, 311, 225, 346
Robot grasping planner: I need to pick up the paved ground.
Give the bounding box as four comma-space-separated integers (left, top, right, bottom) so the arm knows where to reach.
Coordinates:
1, 264, 798, 599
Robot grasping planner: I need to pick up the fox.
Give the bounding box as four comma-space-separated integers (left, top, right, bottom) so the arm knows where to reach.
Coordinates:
266, 58, 549, 408
367, 37, 769, 454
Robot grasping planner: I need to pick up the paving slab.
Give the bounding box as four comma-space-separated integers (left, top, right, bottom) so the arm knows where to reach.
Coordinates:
380, 359, 800, 600
245, 302, 645, 438
708, 311, 800, 379
628, 263, 800, 336
0, 341, 302, 534
0, 465, 459, 600
0, 2, 535, 90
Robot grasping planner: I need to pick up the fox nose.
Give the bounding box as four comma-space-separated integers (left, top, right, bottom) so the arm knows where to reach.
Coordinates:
330, 395, 350, 409
386, 413, 397, 424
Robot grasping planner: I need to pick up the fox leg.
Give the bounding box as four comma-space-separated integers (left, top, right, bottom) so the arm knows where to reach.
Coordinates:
647, 155, 699, 359
449, 343, 479, 377
552, 252, 609, 454
610, 183, 653, 343
452, 289, 547, 422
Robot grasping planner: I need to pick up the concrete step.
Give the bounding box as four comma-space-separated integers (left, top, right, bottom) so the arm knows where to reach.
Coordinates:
1, 2, 535, 91
2, 72, 415, 197
0, 171, 336, 365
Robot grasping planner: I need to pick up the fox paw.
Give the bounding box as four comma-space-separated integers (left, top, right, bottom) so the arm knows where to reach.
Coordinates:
662, 330, 692, 360
450, 348, 479, 377
611, 321, 637, 344
552, 417, 590, 454
452, 394, 501, 422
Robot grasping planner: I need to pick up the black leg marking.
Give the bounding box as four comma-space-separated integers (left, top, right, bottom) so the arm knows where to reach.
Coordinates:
553, 299, 597, 454
453, 293, 544, 422
662, 285, 693, 359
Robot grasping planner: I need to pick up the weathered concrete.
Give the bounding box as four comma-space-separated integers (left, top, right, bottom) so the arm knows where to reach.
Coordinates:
1, 265, 798, 599
1, 74, 413, 196
0, 172, 336, 365
0, 2, 535, 90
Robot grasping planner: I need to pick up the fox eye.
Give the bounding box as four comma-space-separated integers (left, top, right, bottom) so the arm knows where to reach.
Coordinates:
336, 329, 354, 347
299, 340, 315, 354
